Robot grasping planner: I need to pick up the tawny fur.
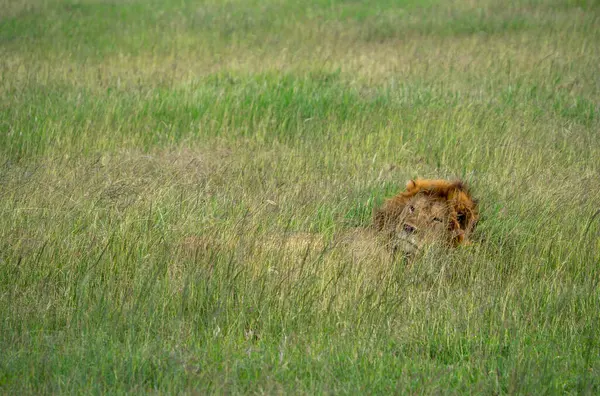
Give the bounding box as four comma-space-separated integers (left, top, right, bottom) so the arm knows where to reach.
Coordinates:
373, 179, 478, 247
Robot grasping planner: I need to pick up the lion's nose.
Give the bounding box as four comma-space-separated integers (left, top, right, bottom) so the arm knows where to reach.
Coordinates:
403, 224, 417, 234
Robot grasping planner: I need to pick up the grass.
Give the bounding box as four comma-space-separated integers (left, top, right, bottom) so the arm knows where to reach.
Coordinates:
1, 0, 600, 393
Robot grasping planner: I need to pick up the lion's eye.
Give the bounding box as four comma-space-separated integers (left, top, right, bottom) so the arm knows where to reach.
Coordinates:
433, 217, 443, 223
408, 205, 415, 213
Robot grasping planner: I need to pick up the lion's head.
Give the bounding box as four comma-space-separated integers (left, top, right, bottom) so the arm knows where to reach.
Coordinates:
373, 179, 478, 255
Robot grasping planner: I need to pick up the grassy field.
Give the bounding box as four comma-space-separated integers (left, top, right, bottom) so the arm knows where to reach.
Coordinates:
1, 0, 600, 393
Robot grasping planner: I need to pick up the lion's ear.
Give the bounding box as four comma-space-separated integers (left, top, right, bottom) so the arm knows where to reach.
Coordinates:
457, 211, 469, 230
453, 200, 478, 235
405, 179, 417, 190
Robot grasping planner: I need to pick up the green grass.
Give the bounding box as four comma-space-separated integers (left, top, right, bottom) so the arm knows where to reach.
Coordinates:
1, 0, 600, 393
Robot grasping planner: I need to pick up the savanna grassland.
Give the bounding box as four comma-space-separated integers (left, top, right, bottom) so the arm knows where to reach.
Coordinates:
1, 0, 600, 393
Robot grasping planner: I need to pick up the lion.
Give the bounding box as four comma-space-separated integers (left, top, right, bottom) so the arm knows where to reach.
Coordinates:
180, 179, 478, 262
373, 179, 478, 255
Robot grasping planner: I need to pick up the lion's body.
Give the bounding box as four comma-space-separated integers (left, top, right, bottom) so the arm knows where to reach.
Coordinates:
373, 179, 478, 255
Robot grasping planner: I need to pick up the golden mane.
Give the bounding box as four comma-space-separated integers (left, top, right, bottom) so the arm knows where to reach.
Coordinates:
373, 179, 478, 246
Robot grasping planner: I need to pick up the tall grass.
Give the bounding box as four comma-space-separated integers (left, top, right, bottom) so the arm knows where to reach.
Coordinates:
1, 0, 599, 393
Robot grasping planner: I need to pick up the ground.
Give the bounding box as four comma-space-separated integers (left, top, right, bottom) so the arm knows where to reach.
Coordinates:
1, 0, 600, 393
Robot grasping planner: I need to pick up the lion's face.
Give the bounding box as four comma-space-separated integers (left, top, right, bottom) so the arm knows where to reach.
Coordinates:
373, 179, 478, 256
392, 194, 451, 255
